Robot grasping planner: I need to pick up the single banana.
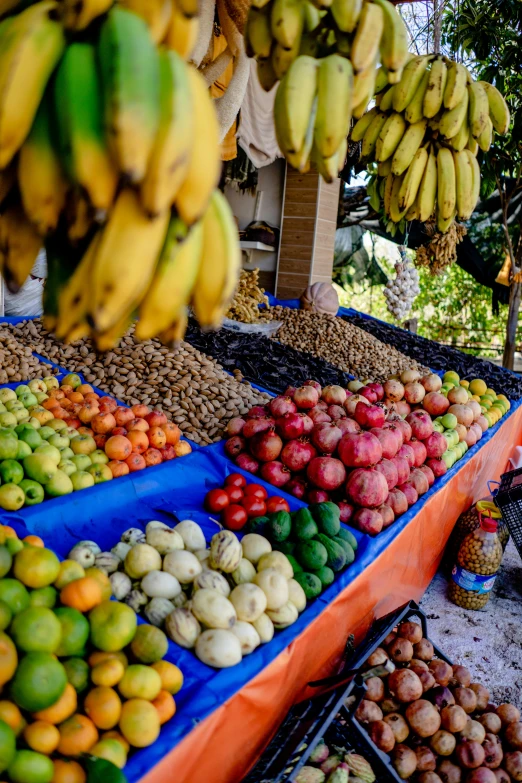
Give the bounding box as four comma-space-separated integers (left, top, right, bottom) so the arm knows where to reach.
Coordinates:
375, 66, 389, 94
389, 172, 406, 222
466, 133, 479, 156
378, 158, 392, 177
478, 80, 510, 134
90, 188, 169, 332
0, 1, 65, 168
313, 143, 340, 183
351, 2, 384, 74
174, 0, 198, 18
449, 118, 469, 152
351, 106, 379, 142
136, 217, 203, 340
271, 0, 303, 50
98, 7, 160, 183
93, 309, 135, 351
165, 1, 199, 58
287, 95, 317, 171
423, 57, 447, 118
0, 200, 42, 292
54, 42, 118, 212
158, 308, 188, 347
314, 54, 352, 158
272, 38, 300, 79
331, 0, 361, 33
465, 147, 481, 212
417, 144, 437, 222
303, 1, 321, 31
437, 146, 456, 221
118, 0, 172, 43
192, 190, 241, 329
477, 115, 493, 152
0, 162, 15, 205
55, 230, 102, 340
175, 66, 220, 225
372, 0, 408, 81
274, 55, 318, 157
439, 86, 469, 139
257, 57, 278, 92
383, 172, 394, 216
391, 118, 427, 175
246, 7, 273, 59
60, 0, 112, 30
393, 55, 431, 113
453, 149, 475, 220
375, 112, 406, 162
443, 60, 468, 110
398, 145, 428, 211
436, 208, 455, 233
351, 58, 377, 117
65, 190, 95, 244
405, 200, 418, 221
360, 110, 388, 158
468, 81, 489, 139
379, 85, 395, 112
141, 49, 193, 216
404, 67, 430, 124
18, 90, 67, 236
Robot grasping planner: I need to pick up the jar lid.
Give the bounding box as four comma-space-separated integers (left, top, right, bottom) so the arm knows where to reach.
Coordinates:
480, 516, 498, 533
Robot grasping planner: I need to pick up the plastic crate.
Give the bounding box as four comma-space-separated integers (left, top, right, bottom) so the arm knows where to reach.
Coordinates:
494, 467, 522, 559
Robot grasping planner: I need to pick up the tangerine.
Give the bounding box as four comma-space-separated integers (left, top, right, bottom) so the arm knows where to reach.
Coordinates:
51, 758, 86, 783
13, 547, 60, 589
7, 749, 54, 783
23, 536, 44, 548
107, 461, 129, 478
119, 699, 160, 748
54, 561, 85, 590
11, 653, 67, 712
88, 651, 128, 668
34, 683, 77, 724
83, 568, 111, 601
0, 633, 17, 687
62, 659, 89, 695
57, 714, 98, 756
84, 687, 121, 730
118, 665, 161, 701
152, 690, 175, 724
151, 661, 183, 695
100, 731, 129, 754
60, 577, 103, 613
91, 658, 125, 688
23, 721, 60, 755
0, 703, 24, 736
130, 625, 168, 664
54, 608, 90, 658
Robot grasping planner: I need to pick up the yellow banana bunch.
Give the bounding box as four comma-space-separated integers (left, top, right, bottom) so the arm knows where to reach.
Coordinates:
117, 0, 172, 43
60, 0, 112, 30
165, 0, 199, 60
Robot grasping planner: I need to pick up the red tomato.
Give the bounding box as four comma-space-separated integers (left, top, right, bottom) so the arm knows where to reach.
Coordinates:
242, 496, 267, 519
205, 488, 229, 513
224, 485, 244, 504
225, 472, 247, 488
244, 483, 268, 500
266, 496, 290, 513
222, 504, 248, 530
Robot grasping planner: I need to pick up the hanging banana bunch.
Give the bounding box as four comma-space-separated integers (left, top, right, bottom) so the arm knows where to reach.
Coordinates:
0, 0, 240, 350
354, 54, 511, 233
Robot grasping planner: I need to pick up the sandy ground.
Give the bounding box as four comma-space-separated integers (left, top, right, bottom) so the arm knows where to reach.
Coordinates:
420, 539, 522, 707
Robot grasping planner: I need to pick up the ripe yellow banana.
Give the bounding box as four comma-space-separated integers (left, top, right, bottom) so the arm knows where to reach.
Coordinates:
379, 85, 395, 112
174, 0, 198, 18
405, 200, 418, 221
246, 7, 273, 59
0, 1, 65, 168
351, 2, 383, 74
313, 143, 340, 183
374, 65, 389, 94
61, 0, 112, 30
453, 149, 475, 220
352, 57, 377, 117
0, 200, 42, 292
65, 190, 95, 244
257, 57, 278, 92
55, 230, 102, 340
389, 172, 407, 222
287, 95, 316, 171
314, 54, 353, 158
165, 1, 199, 58
449, 118, 470, 152
466, 134, 479, 156
468, 81, 489, 139
423, 58, 447, 118
98, 8, 160, 184
417, 144, 436, 222
437, 146, 456, 222
271, 0, 303, 50
404, 68, 429, 124
378, 158, 392, 177
93, 309, 135, 351
0, 162, 15, 205
158, 308, 188, 348
272, 38, 300, 79
478, 80, 510, 135
351, 106, 379, 142
141, 49, 193, 216
437, 208, 455, 233
477, 115, 493, 152
393, 55, 431, 113
274, 55, 318, 157
383, 172, 394, 217
90, 188, 169, 332
439, 87, 468, 139
360, 110, 388, 158
398, 145, 428, 211
136, 217, 203, 340
118, 0, 172, 43
372, 0, 408, 82
331, 0, 361, 33
175, 66, 220, 225
443, 60, 468, 110
391, 118, 427, 175
192, 190, 241, 329
465, 148, 481, 212
375, 112, 406, 162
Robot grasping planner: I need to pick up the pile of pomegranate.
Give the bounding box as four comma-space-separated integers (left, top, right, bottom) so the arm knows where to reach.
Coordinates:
224, 371, 488, 536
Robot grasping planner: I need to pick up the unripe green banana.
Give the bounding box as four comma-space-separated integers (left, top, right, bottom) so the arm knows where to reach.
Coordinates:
478, 80, 510, 135
375, 112, 406, 162
423, 57, 447, 118
443, 60, 468, 110
417, 144, 437, 222
468, 81, 489, 139
439, 87, 468, 139
351, 2, 384, 73
331, 0, 361, 33
303, 0, 321, 31
393, 55, 431, 112
437, 145, 456, 221
391, 118, 427, 175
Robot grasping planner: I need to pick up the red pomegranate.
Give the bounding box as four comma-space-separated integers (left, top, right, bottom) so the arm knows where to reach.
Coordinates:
307, 456, 346, 491
327, 404, 346, 420
249, 431, 283, 462
269, 396, 297, 418
359, 386, 379, 403
377, 503, 395, 528
375, 458, 399, 491
397, 443, 415, 468
407, 468, 430, 496
236, 452, 259, 474
226, 417, 245, 436
354, 402, 386, 429
370, 427, 400, 459
294, 386, 320, 410
354, 508, 383, 535
383, 379, 405, 402
395, 400, 411, 417
311, 422, 342, 454
424, 431, 447, 459
298, 413, 314, 435
404, 381, 426, 404
304, 380, 322, 393
382, 422, 404, 450
243, 417, 275, 439
367, 382, 384, 401
260, 460, 291, 487
391, 455, 410, 485
338, 432, 383, 468
399, 482, 418, 506
308, 489, 330, 503
308, 409, 332, 425
387, 488, 408, 516
315, 400, 329, 412
409, 439, 427, 467
423, 391, 450, 417
248, 405, 268, 419
346, 467, 388, 508
418, 464, 435, 487
426, 457, 448, 477
280, 439, 317, 472
406, 410, 434, 441
276, 412, 305, 440
225, 436, 245, 458
286, 476, 307, 499
284, 386, 297, 398
322, 385, 347, 405
421, 374, 443, 393
338, 500, 355, 523
337, 418, 361, 435
393, 418, 412, 443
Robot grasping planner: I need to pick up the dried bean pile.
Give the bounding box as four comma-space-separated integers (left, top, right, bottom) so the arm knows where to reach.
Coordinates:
0, 328, 58, 384
265, 306, 428, 381
343, 313, 522, 399
3, 320, 271, 445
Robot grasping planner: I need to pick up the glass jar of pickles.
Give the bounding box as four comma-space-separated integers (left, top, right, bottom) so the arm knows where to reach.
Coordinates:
448, 513, 503, 610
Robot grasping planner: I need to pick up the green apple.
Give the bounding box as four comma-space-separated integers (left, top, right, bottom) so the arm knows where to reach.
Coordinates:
87, 463, 112, 483
71, 471, 95, 491
59, 447, 74, 460
58, 460, 77, 477
16, 426, 42, 451
28, 380, 47, 394
0, 429, 19, 460
28, 417, 41, 430
90, 449, 109, 465
15, 385, 30, 397
45, 469, 73, 497
441, 413, 458, 429
16, 441, 32, 460
0, 460, 24, 485
39, 426, 55, 441
62, 374, 81, 389
13, 408, 29, 423
71, 435, 96, 456
0, 389, 16, 404
18, 392, 38, 409
70, 454, 91, 472
47, 419, 67, 432
35, 392, 49, 404
433, 421, 444, 433
48, 433, 69, 450
43, 376, 59, 391
23, 454, 58, 484
34, 444, 61, 466
63, 427, 79, 439
0, 483, 24, 510
0, 413, 17, 429
19, 479, 44, 506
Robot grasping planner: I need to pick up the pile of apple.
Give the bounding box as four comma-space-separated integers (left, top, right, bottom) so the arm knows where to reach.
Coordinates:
224, 370, 510, 536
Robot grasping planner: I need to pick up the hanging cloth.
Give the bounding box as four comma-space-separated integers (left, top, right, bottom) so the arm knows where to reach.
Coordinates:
236, 59, 282, 168
210, 31, 238, 161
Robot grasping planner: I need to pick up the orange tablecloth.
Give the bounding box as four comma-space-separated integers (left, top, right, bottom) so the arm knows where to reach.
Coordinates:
144, 405, 522, 783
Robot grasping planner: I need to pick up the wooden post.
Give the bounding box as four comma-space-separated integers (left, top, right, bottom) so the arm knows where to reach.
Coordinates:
503, 281, 521, 370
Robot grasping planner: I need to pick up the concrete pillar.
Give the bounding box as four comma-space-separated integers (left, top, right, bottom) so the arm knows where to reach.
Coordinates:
275, 163, 340, 299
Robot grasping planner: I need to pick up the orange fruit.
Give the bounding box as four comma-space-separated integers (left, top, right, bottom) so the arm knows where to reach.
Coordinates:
88, 651, 128, 669
83, 569, 111, 601
34, 684, 77, 725
57, 714, 98, 757
125, 454, 146, 472
0, 634, 17, 687
54, 561, 85, 590
100, 731, 129, 754
84, 687, 121, 731
152, 691, 175, 725
118, 665, 161, 701
1, 527, 16, 540
0, 702, 25, 736
89, 738, 126, 769
119, 699, 160, 748
52, 758, 86, 783
104, 436, 132, 461
14, 547, 60, 589
60, 577, 103, 613
143, 448, 162, 467
91, 659, 125, 688
77, 384, 94, 395
162, 422, 180, 445
151, 661, 183, 695
67, 393, 84, 405
126, 430, 148, 454
107, 461, 129, 478
23, 536, 44, 548
23, 721, 60, 755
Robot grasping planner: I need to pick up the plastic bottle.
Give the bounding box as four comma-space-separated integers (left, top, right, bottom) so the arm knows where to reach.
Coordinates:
448, 513, 503, 609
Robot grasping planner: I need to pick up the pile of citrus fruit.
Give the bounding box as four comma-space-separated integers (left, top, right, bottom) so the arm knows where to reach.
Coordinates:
0, 373, 191, 510
0, 526, 183, 782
